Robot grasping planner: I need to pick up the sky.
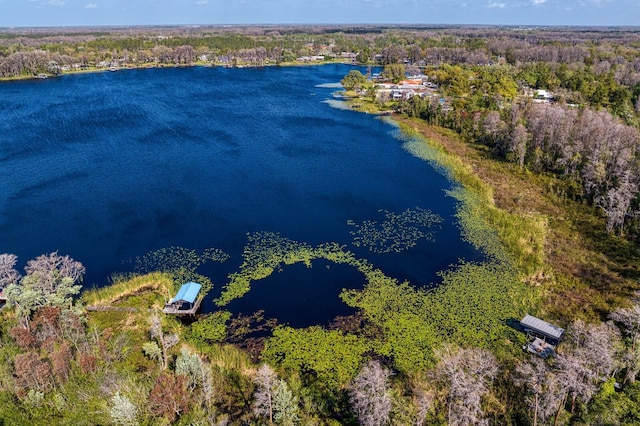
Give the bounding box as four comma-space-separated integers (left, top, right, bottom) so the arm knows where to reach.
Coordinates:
0, 0, 638, 27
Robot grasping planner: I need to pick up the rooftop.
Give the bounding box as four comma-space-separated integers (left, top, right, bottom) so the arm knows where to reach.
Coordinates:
171, 281, 202, 304
520, 314, 565, 341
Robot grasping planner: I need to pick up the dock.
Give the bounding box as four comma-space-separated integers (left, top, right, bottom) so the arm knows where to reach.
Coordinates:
162, 296, 203, 316
524, 337, 556, 359
162, 282, 203, 316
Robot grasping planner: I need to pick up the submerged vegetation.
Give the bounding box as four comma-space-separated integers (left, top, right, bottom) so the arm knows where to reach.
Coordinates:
1, 24, 640, 424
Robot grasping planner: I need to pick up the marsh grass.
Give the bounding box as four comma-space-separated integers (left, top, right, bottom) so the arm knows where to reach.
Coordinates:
196, 342, 253, 373
81, 271, 175, 307
398, 122, 547, 277
391, 116, 640, 321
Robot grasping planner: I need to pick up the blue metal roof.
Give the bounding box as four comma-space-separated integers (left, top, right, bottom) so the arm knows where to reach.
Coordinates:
172, 282, 202, 304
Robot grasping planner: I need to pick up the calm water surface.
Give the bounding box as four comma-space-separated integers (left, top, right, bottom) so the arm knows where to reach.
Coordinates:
0, 65, 482, 326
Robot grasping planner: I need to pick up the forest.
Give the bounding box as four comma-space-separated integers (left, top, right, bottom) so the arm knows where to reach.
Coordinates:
1, 25, 640, 425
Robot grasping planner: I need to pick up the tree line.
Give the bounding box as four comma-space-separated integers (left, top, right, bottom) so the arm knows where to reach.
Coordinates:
397, 81, 640, 235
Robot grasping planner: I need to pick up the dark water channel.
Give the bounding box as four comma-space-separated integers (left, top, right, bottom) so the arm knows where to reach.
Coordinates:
0, 64, 482, 327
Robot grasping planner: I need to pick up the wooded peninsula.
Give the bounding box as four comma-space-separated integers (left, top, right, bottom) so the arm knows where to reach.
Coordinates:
2, 25, 640, 425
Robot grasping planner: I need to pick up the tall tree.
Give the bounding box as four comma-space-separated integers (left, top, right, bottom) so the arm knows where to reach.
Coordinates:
273, 379, 299, 425
148, 372, 190, 422
433, 345, 498, 426
610, 293, 640, 385
381, 63, 406, 84
253, 363, 279, 424
0, 253, 20, 290
597, 170, 637, 234
349, 360, 392, 426
110, 392, 138, 426
4, 252, 84, 328
554, 320, 620, 415
515, 357, 551, 426
148, 314, 179, 370
341, 70, 368, 92
508, 123, 529, 168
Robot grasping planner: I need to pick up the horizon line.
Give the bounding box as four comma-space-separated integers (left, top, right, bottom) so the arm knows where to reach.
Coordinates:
2, 23, 640, 30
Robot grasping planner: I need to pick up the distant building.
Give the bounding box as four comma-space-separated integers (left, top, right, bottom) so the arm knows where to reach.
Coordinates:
524, 87, 555, 103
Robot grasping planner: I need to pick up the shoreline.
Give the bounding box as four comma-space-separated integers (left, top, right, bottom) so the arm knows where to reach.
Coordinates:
0, 59, 358, 83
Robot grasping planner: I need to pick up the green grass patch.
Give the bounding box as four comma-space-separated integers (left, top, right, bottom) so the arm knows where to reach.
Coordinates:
81, 271, 175, 307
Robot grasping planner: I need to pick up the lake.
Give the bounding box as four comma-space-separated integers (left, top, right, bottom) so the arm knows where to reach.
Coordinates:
0, 64, 482, 327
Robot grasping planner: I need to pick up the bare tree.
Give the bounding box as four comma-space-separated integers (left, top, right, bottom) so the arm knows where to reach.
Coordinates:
408, 45, 423, 65
514, 357, 549, 426
4, 252, 84, 328
253, 363, 279, 424
349, 360, 392, 426
0, 253, 20, 290
432, 345, 498, 426
413, 387, 435, 426
172, 45, 196, 65
24, 251, 85, 289
508, 123, 528, 168
482, 111, 507, 149
596, 170, 637, 234
553, 320, 620, 415
380, 45, 406, 65
610, 293, 640, 384
149, 314, 179, 370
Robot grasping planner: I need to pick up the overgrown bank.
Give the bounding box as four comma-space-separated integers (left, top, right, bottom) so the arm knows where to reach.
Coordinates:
394, 115, 640, 320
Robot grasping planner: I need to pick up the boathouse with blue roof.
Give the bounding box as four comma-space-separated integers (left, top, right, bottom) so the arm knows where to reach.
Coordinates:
163, 281, 203, 315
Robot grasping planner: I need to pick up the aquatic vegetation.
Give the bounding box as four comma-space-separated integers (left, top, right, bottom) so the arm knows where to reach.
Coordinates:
428, 261, 528, 347
321, 99, 352, 111
189, 310, 232, 343
210, 118, 535, 375
216, 232, 399, 306
216, 232, 316, 306
262, 326, 371, 388
135, 246, 230, 273
347, 207, 442, 253
133, 246, 230, 294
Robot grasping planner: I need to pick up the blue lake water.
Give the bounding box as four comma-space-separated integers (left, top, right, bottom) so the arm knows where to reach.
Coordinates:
0, 64, 483, 326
